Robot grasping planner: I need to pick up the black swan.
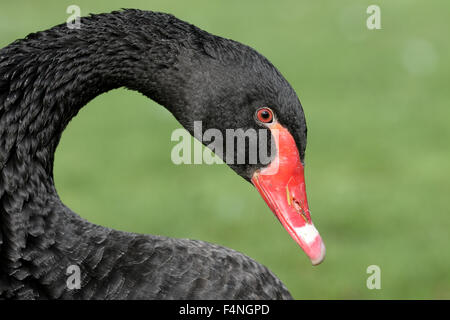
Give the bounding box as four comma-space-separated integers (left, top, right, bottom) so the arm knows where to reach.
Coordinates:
0, 9, 325, 299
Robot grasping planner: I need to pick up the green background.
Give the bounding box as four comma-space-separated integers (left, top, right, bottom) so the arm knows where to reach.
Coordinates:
1, 0, 449, 299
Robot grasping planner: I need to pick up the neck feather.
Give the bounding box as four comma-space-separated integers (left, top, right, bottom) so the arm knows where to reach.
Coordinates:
0, 10, 200, 275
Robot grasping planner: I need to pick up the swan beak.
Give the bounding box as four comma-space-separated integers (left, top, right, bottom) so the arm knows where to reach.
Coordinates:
251, 122, 325, 266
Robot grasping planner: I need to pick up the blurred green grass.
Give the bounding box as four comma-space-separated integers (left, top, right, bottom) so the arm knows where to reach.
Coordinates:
1, 0, 449, 299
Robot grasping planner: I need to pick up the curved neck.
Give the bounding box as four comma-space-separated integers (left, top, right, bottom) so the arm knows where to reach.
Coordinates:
0, 10, 200, 271
1, 12, 199, 177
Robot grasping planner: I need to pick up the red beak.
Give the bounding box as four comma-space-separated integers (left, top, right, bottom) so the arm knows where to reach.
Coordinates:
251, 122, 325, 265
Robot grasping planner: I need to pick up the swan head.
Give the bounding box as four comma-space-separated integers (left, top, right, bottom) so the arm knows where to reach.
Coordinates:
143, 29, 326, 266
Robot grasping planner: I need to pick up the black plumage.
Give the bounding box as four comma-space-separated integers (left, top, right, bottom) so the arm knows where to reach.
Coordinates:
0, 9, 308, 299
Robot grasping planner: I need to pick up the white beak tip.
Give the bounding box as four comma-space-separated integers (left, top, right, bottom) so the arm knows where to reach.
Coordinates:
310, 242, 326, 266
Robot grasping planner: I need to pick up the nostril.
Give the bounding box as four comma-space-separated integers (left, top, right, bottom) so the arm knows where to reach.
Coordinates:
293, 199, 309, 223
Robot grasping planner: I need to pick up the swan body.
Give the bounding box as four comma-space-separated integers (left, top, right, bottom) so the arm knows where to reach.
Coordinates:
0, 9, 317, 299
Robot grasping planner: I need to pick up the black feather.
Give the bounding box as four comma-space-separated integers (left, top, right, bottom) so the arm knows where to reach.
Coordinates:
0, 9, 298, 299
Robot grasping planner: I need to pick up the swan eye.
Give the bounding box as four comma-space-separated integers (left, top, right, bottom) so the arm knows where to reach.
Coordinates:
256, 108, 274, 123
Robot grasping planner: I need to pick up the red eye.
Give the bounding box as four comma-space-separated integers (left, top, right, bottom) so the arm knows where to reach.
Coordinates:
256, 108, 274, 123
